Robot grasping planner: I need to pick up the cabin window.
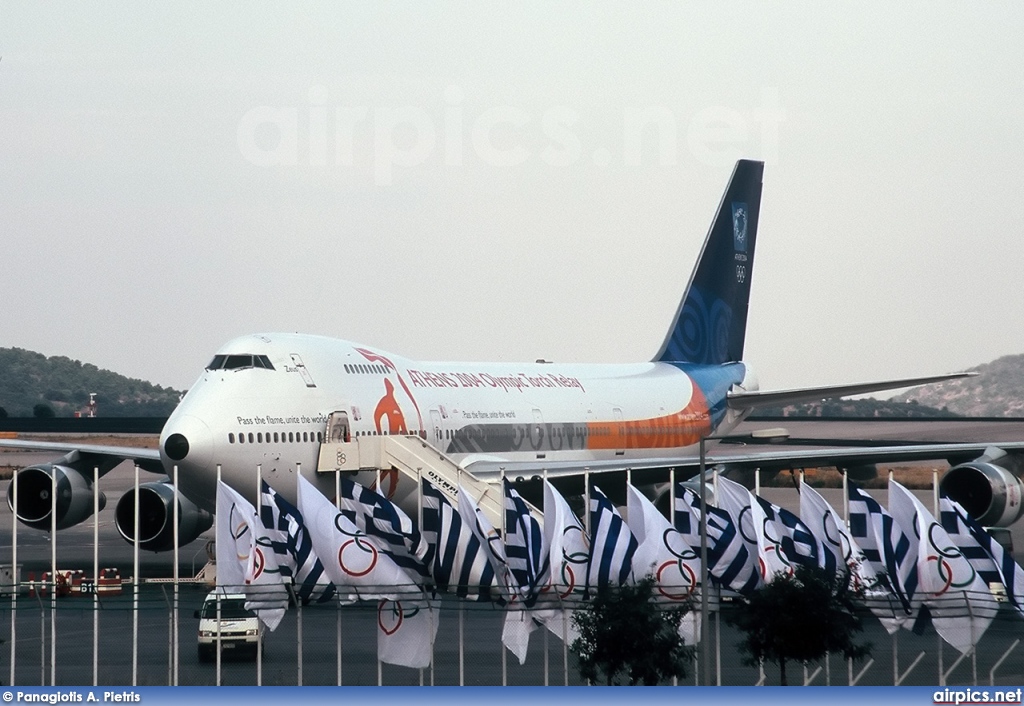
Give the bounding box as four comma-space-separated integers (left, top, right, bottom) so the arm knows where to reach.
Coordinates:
228, 433, 235, 444
273, 432, 279, 443
257, 433, 263, 443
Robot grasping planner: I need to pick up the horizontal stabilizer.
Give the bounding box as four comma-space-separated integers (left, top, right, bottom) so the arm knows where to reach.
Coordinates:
726, 372, 975, 410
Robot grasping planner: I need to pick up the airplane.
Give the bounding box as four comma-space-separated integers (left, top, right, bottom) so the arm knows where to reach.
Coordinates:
4, 159, 1024, 553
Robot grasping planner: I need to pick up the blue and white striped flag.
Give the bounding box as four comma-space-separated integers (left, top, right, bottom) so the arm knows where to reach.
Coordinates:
714, 477, 765, 592
503, 479, 549, 607
674, 483, 759, 594
754, 495, 822, 576
501, 480, 551, 664
890, 480, 997, 654
459, 484, 515, 602
259, 480, 336, 604
800, 482, 900, 633
847, 479, 917, 614
420, 479, 498, 601
338, 477, 431, 581
941, 496, 1024, 619
586, 486, 638, 593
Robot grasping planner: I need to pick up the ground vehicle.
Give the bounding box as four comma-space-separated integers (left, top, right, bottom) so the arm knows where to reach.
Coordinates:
194, 591, 263, 662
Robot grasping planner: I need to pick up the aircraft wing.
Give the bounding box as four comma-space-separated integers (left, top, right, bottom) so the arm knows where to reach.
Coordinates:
0, 439, 163, 473
463, 439, 1024, 482
726, 372, 975, 410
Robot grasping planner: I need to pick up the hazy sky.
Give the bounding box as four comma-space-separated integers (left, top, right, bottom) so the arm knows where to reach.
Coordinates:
3, 3, 1022, 394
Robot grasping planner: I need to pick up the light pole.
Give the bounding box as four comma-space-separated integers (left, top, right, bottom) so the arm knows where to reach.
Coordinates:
698, 426, 788, 685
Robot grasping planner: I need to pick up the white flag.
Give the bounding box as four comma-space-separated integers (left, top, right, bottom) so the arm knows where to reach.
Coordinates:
625, 484, 701, 645
889, 480, 998, 654
215, 481, 288, 630
297, 475, 419, 601
538, 479, 588, 644
377, 594, 440, 669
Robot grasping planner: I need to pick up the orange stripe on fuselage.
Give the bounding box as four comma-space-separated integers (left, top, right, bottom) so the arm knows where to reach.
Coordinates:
585, 384, 712, 451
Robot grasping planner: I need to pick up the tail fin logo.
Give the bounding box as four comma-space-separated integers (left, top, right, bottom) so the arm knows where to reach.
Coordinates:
731, 202, 748, 253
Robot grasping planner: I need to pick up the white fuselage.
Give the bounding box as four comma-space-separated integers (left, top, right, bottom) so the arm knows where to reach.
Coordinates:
159, 333, 753, 511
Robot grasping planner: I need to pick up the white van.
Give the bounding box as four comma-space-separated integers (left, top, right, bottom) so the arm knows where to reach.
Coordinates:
195, 591, 263, 662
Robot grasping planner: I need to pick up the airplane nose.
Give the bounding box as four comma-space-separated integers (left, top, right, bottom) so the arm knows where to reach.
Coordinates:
160, 415, 214, 474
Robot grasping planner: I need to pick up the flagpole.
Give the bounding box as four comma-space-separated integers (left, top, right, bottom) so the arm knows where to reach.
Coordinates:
9, 465, 16, 687
50, 467, 57, 686
416, 465, 430, 687
458, 464, 465, 687
172, 464, 179, 686
335, 468, 342, 686
296, 462, 304, 687
93, 465, 99, 687
932, 468, 944, 685
668, 467, 677, 688
131, 464, 140, 687
215, 464, 222, 687
256, 464, 263, 687
377, 463, 382, 687
500, 468, 507, 687
698, 437, 710, 687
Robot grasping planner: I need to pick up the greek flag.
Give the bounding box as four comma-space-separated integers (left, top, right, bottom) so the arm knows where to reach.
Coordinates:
459, 484, 515, 603
338, 477, 430, 580
586, 486, 638, 593
259, 480, 336, 604
674, 483, 759, 594
503, 479, 549, 606
715, 477, 765, 590
847, 479, 917, 614
890, 481, 997, 654
941, 496, 1024, 618
420, 479, 497, 600
754, 495, 822, 573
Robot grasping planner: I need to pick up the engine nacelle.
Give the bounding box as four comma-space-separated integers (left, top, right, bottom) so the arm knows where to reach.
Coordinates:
115, 482, 213, 552
6, 464, 107, 530
940, 461, 1024, 528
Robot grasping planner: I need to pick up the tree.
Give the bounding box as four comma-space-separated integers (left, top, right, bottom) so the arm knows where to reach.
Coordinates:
570, 576, 693, 685
33, 403, 55, 418
726, 564, 871, 685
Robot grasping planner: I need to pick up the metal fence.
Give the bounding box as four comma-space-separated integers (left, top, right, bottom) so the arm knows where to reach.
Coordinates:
2, 582, 1023, 687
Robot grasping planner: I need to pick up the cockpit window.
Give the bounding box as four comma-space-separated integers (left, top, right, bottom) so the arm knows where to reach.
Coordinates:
206, 354, 276, 371
223, 355, 254, 369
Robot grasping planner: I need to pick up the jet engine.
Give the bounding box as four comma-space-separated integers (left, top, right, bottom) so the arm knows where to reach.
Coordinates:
6, 463, 107, 530
940, 450, 1024, 528
114, 482, 213, 552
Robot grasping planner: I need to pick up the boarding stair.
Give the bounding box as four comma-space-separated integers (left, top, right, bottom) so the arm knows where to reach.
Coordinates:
315, 433, 527, 527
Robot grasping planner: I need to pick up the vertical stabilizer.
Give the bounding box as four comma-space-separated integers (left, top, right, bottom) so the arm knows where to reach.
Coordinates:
655, 160, 764, 364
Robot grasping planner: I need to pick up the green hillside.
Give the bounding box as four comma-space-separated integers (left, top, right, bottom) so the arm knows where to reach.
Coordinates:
0, 347, 183, 417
